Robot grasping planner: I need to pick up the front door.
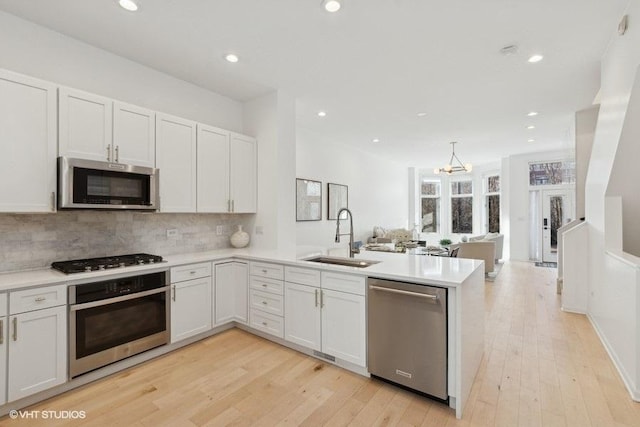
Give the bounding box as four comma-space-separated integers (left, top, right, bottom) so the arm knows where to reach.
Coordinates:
542, 190, 573, 263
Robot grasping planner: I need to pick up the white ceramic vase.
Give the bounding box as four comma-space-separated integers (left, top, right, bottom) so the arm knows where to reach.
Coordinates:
230, 225, 250, 248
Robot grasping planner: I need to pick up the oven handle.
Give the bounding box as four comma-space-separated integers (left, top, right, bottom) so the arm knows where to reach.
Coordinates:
69, 285, 171, 311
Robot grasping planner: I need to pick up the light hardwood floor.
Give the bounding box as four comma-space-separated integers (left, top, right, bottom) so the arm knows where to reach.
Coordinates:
2, 261, 639, 426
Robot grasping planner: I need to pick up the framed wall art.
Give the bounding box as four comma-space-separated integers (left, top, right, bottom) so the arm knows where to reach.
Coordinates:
296, 178, 322, 221
327, 182, 348, 220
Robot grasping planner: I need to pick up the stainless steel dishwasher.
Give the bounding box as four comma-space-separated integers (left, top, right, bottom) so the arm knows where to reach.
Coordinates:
367, 277, 447, 401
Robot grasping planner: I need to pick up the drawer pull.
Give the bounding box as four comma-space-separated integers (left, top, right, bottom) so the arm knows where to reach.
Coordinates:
262, 283, 268, 288
262, 301, 268, 305
261, 269, 268, 273
12, 317, 17, 341
262, 321, 268, 326
35, 297, 46, 302
190, 271, 196, 275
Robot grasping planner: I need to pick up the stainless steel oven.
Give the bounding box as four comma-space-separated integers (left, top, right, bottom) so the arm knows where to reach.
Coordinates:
69, 271, 170, 378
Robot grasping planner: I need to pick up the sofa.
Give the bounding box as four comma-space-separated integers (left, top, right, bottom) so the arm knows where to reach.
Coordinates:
468, 232, 503, 262
450, 240, 496, 274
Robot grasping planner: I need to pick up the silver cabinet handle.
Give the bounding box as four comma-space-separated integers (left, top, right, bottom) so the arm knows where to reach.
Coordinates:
320, 290, 324, 308
262, 300, 268, 305
115, 145, 119, 162
261, 283, 267, 288
232, 200, 235, 212
35, 296, 46, 302
227, 200, 231, 212
50, 192, 56, 212
12, 317, 17, 341
369, 285, 438, 300
172, 285, 176, 302
315, 289, 318, 307
0, 319, 3, 345
262, 321, 268, 326
190, 271, 196, 275
106, 144, 111, 162
261, 269, 267, 273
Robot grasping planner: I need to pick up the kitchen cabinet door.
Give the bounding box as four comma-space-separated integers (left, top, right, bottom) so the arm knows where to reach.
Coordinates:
0, 69, 57, 213
0, 316, 6, 405
284, 282, 321, 351
214, 262, 248, 325
113, 101, 155, 167
155, 113, 197, 212
229, 133, 257, 213
321, 289, 366, 366
197, 124, 230, 212
170, 277, 212, 343
7, 305, 67, 402
59, 87, 113, 162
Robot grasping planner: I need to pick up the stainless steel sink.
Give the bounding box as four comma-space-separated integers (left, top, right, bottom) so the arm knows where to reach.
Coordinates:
303, 256, 380, 268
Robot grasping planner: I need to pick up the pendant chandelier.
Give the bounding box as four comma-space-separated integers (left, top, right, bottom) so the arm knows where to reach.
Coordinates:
433, 141, 473, 174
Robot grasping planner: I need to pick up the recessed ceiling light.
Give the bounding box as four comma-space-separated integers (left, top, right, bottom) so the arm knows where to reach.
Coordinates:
527, 111, 538, 117
528, 54, 544, 63
528, 139, 535, 143
224, 53, 239, 63
317, 111, 327, 117
118, 0, 138, 12
417, 112, 428, 117
372, 138, 380, 143
527, 125, 536, 130
323, 0, 341, 12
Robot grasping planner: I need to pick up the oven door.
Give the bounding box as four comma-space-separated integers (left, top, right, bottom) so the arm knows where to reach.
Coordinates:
69, 286, 170, 378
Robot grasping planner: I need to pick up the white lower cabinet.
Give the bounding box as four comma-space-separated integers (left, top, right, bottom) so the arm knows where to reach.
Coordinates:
170, 263, 213, 343
284, 268, 366, 367
214, 261, 248, 325
0, 293, 7, 405
8, 304, 67, 402
284, 282, 321, 351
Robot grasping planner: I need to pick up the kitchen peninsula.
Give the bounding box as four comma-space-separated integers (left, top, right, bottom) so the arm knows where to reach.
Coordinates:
0, 248, 484, 419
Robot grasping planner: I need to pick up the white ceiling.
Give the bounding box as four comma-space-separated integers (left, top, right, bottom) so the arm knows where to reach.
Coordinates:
0, 0, 629, 167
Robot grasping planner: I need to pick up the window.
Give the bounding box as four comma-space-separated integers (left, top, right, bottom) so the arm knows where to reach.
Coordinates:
485, 175, 500, 233
420, 180, 440, 233
529, 161, 575, 186
451, 180, 473, 234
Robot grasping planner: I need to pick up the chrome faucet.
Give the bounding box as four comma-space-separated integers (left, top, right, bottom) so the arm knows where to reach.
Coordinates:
335, 208, 359, 258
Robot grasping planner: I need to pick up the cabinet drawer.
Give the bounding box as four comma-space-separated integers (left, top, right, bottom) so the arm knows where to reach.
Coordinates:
171, 262, 212, 283
250, 289, 284, 316
249, 276, 284, 295
250, 262, 284, 280
321, 271, 365, 295
249, 309, 284, 339
285, 266, 320, 287
0, 293, 6, 317
9, 284, 67, 314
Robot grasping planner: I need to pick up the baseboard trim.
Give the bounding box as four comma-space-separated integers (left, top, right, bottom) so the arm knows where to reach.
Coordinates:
587, 313, 640, 402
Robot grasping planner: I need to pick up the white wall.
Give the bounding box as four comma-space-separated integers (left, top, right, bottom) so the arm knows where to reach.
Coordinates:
0, 11, 243, 131
243, 91, 296, 252
585, 1, 640, 400
296, 128, 408, 251
575, 106, 599, 219
502, 149, 574, 261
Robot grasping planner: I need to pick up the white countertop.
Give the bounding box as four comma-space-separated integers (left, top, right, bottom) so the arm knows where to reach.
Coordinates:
0, 246, 483, 292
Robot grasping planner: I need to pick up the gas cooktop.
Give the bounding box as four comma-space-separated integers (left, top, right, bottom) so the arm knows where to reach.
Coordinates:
52, 253, 163, 274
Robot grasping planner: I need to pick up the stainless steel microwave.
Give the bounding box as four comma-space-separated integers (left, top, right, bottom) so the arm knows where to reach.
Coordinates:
58, 157, 159, 210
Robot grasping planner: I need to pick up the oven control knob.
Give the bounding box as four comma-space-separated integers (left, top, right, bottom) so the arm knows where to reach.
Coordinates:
98, 265, 105, 270
119, 262, 126, 268
85, 266, 92, 272
149, 259, 155, 263
138, 260, 145, 265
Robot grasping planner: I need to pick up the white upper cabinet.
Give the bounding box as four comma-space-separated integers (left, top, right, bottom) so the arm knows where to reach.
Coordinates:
0, 69, 57, 213
156, 113, 197, 212
59, 88, 155, 167
197, 127, 256, 213
230, 133, 257, 213
197, 124, 230, 212
58, 87, 112, 162
113, 101, 155, 167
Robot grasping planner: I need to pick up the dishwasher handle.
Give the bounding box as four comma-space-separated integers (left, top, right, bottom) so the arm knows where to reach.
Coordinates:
369, 285, 439, 301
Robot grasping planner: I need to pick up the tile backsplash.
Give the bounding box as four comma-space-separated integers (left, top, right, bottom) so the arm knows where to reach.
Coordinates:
0, 212, 253, 273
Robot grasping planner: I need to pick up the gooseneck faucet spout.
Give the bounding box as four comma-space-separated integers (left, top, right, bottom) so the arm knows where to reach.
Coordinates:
335, 208, 359, 258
